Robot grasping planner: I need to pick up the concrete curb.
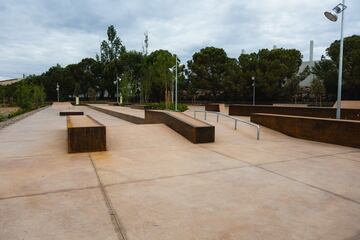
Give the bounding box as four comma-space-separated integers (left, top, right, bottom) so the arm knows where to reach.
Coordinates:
0, 106, 50, 130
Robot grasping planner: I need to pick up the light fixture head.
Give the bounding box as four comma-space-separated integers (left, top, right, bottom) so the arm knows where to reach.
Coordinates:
324, 11, 338, 22
324, 3, 347, 22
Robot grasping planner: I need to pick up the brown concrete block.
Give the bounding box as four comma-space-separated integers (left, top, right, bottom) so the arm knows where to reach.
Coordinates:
251, 113, 360, 148
67, 115, 106, 153
60, 111, 84, 116
205, 104, 220, 112
229, 104, 360, 120
145, 110, 215, 143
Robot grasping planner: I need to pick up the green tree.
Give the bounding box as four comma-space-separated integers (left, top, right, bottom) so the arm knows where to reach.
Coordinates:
239, 48, 303, 101
187, 47, 231, 100
310, 78, 326, 106
314, 35, 360, 99
15, 83, 45, 110
99, 25, 125, 63
312, 59, 338, 100
145, 50, 177, 105
282, 66, 310, 102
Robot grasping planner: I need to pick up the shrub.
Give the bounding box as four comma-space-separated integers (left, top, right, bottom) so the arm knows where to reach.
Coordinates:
146, 102, 188, 112
7, 108, 27, 119
15, 83, 46, 110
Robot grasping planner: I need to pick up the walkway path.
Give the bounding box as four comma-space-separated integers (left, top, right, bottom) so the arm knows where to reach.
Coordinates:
0, 105, 359, 240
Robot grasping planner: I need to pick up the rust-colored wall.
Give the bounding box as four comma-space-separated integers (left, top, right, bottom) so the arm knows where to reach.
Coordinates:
205, 104, 220, 112
67, 117, 106, 153
145, 110, 215, 143
87, 105, 145, 124
60, 111, 84, 116
251, 113, 360, 148
229, 105, 360, 120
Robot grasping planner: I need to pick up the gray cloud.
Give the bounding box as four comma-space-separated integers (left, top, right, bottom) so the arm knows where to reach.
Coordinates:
0, 0, 359, 79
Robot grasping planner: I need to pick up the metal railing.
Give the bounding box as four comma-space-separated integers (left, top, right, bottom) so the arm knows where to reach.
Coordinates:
192, 110, 260, 140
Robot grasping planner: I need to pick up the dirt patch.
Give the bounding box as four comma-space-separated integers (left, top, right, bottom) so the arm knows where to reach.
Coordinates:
0, 107, 19, 116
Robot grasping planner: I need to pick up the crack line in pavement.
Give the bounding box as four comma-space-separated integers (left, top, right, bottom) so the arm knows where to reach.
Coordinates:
257, 150, 360, 167
88, 153, 128, 240
0, 185, 99, 201
201, 147, 360, 206
103, 165, 251, 187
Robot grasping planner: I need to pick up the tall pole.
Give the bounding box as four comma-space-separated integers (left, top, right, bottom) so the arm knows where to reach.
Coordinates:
56, 82, 59, 102
116, 76, 119, 104
175, 54, 178, 111
252, 77, 255, 106
336, 0, 345, 119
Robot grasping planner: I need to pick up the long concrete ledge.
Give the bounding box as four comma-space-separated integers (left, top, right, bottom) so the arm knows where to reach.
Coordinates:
251, 113, 360, 148
60, 111, 84, 116
145, 110, 215, 143
67, 115, 106, 153
87, 104, 145, 124
229, 104, 360, 120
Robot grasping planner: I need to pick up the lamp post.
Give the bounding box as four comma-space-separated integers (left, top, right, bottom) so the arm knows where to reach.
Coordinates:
114, 76, 121, 104
252, 76, 255, 106
56, 82, 59, 102
324, 1, 347, 119
169, 55, 179, 111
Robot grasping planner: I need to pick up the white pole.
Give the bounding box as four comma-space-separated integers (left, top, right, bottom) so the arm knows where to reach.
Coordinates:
117, 77, 119, 104
336, 0, 345, 119
56, 82, 59, 102
175, 55, 178, 111
252, 78, 255, 106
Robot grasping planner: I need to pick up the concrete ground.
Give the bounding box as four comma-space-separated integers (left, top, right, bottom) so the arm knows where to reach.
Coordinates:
0, 105, 359, 240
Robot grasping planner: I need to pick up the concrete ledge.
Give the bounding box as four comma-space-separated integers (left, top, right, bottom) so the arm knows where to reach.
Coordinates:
67, 115, 106, 153
145, 110, 215, 143
129, 104, 152, 110
0, 106, 49, 130
87, 105, 145, 124
59, 111, 84, 116
251, 113, 360, 148
205, 104, 220, 112
229, 104, 360, 120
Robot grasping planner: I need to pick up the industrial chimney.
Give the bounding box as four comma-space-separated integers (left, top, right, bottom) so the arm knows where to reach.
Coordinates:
309, 40, 314, 62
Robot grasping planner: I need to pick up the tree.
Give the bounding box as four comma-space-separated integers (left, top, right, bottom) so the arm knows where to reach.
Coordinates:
312, 59, 338, 100
15, 83, 45, 109
310, 78, 326, 106
98, 25, 126, 99
187, 47, 235, 101
145, 50, 177, 105
99, 25, 125, 64
119, 51, 144, 102
239, 48, 303, 101
282, 66, 310, 102
313, 35, 360, 100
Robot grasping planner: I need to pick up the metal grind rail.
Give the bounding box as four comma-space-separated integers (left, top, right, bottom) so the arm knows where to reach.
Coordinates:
191, 110, 260, 140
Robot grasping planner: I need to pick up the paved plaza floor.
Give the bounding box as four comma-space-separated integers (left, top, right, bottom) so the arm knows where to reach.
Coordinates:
0, 105, 359, 240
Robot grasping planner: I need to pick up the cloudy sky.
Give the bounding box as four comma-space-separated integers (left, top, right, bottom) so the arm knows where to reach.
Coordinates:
0, 0, 359, 80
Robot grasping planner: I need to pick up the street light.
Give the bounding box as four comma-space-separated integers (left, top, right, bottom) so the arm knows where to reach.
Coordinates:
56, 82, 59, 102
169, 54, 180, 111
114, 76, 121, 104
324, 1, 347, 119
251, 76, 255, 106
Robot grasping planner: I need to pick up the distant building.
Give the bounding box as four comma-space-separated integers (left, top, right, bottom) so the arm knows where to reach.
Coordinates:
0, 78, 24, 86
299, 40, 319, 87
